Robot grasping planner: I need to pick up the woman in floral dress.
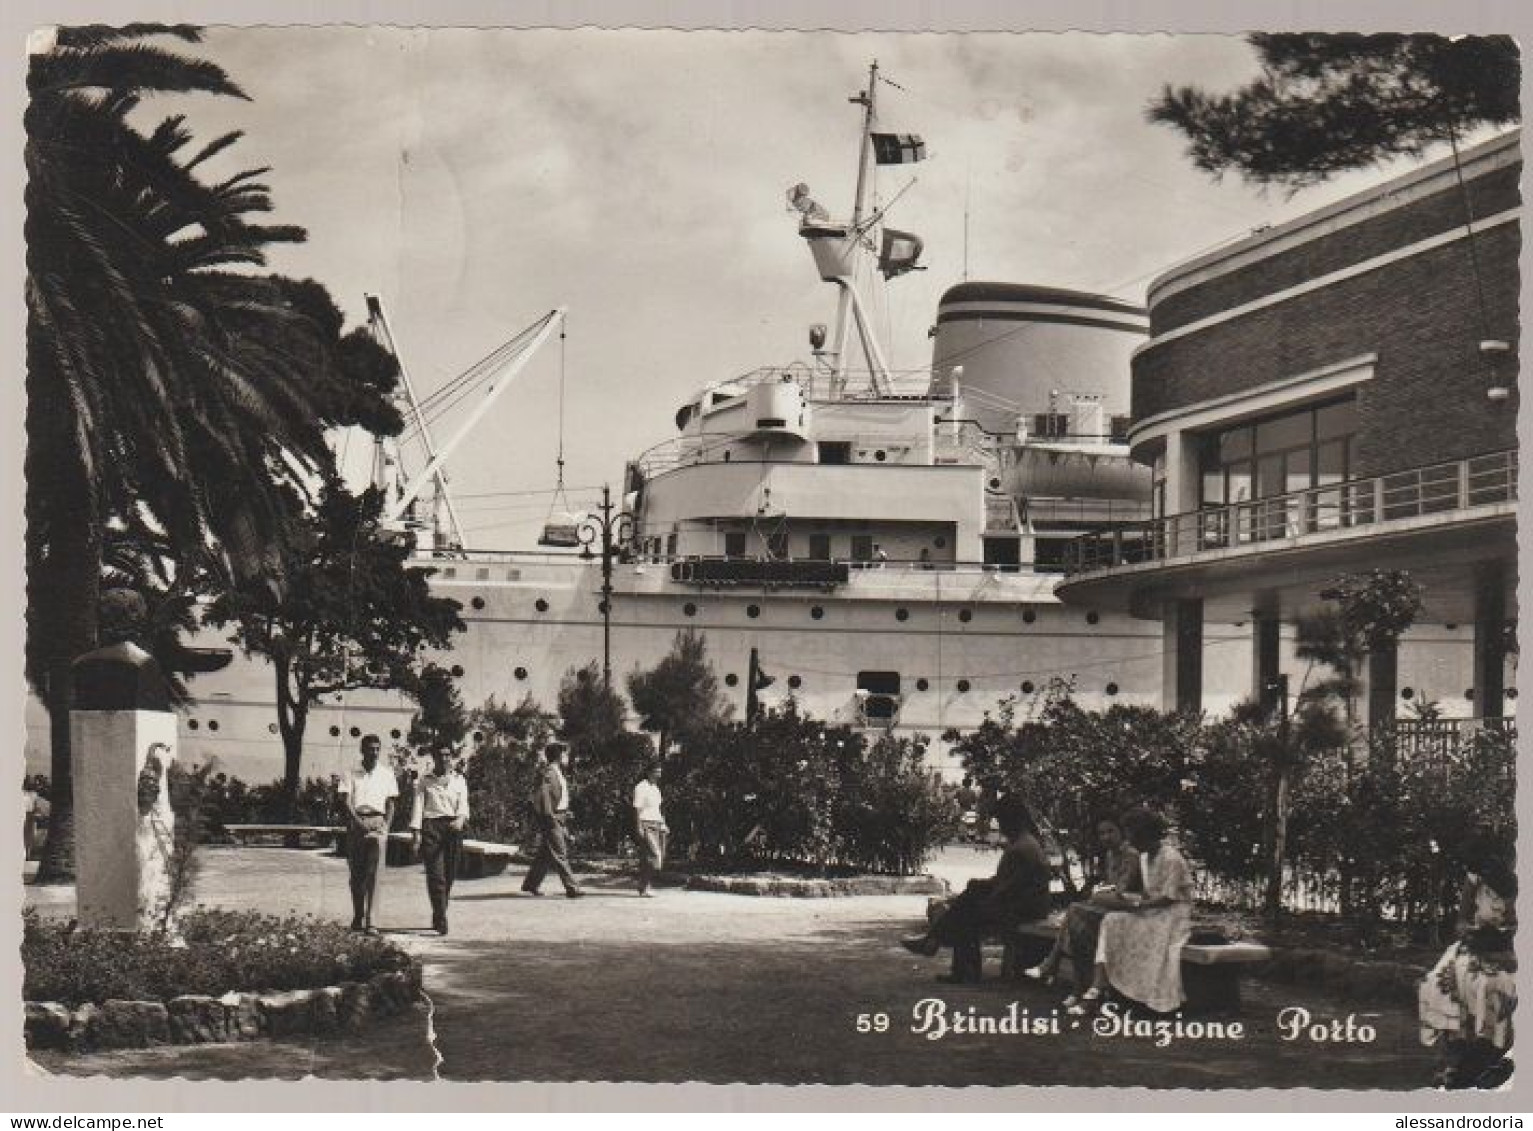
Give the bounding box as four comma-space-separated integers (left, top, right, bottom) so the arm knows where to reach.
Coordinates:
1419, 834, 1517, 1089
1073, 807, 1193, 1015
1024, 815, 1142, 995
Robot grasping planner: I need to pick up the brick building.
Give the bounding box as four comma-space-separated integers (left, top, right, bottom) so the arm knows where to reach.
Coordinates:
1058, 132, 1519, 729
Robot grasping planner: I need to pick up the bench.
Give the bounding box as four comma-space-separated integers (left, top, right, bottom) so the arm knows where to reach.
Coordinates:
1005, 919, 1273, 1014
222, 823, 344, 849
383, 830, 517, 877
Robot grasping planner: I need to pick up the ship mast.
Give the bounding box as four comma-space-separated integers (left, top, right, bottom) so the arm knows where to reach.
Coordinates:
831, 61, 880, 393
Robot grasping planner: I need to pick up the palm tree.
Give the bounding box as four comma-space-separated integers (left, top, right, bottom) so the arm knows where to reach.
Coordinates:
26, 25, 388, 879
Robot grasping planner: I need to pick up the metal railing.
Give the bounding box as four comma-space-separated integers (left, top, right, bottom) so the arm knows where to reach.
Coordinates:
1064, 449, 1517, 575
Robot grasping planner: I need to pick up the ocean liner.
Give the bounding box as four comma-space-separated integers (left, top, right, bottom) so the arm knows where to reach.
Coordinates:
27, 63, 1362, 781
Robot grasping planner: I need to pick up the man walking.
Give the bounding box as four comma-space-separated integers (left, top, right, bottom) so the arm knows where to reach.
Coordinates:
410, 745, 470, 935
521, 742, 583, 898
339, 734, 397, 932
633, 763, 668, 897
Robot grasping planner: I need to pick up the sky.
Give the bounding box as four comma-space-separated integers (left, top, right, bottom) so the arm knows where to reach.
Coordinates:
151, 28, 1489, 547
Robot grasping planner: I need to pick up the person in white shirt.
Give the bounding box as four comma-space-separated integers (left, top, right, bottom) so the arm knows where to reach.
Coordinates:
338, 735, 398, 932
632, 763, 668, 897
410, 745, 470, 935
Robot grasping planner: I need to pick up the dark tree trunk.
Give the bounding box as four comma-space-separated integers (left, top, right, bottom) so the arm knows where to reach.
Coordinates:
34, 510, 101, 884
275, 653, 308, 821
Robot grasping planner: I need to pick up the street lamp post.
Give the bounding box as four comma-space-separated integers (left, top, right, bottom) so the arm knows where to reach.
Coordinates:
579, 484, 634, 689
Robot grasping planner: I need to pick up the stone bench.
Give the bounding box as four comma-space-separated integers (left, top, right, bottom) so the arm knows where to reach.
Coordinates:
222, 824, 344, 849
1005, 918, 1273, 1014
383, 831, 516, 877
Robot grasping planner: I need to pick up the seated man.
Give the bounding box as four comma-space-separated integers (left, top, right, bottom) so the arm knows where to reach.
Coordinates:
901, 795, 1052, 983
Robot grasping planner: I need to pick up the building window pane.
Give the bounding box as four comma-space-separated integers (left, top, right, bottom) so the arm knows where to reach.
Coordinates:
850, 535, 874, 561
1257, 454, 1285, 499
1316, 399, 1357, 441
1200, 469, 1225, 507
1219, 426, 1253, 462
808, 533, 831, 560
724, 531, 747, 558
1316, 438, 1347, 485
1255, 412, 1310, 454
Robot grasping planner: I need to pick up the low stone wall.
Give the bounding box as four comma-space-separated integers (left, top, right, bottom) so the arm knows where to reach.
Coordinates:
24, 967, 423, 1052
687, 874, 951, 898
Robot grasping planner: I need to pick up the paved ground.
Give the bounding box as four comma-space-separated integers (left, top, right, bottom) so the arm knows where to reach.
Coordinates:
26, 846, 1439, 1088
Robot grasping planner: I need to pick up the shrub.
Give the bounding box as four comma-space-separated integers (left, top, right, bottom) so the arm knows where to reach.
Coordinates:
463, 695, 556, 848
22, 907, 412, 1007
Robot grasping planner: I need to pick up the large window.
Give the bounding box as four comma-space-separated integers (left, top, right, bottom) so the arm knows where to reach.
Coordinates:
1199, 398, 1356, 542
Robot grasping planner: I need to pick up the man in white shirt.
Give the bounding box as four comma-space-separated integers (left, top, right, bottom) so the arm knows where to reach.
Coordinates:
338, 735, 398, 932
410, 745, 470, 935
632, 763, 668, 897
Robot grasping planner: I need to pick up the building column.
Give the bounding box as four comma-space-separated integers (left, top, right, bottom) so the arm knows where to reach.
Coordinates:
1161, 597, 1203, 714
1366, 644, 1399, 731
1160, 431, 1200, 557
1253, 615, 1282, 716
1473, 561, 1508, 719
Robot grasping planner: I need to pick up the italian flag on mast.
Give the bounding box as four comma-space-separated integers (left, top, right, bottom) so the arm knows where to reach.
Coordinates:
870, 132, 927, 164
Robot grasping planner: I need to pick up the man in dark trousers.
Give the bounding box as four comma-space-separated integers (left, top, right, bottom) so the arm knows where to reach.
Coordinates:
521, 742, 584, 898
409, 745, 469, 935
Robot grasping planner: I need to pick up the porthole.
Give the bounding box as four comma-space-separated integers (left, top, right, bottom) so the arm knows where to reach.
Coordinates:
1446, 623, 1459, 631
934, 536, 947, 549
958, 609, 973, 623
207, 720, 220, 732
896, 608, 909, 622
956, 679, 971, 694
1086, 611, 1100, 625
874, 449, 887, 462
329, 726, 341, 738
725, 673, 739, 687
988, 477, 1001, 490
514, 666, 528, 681
747, 604, 761, 618
1465, 689, 1476, 700
268, 723, 279, 735
916, 678, 930, 692
788, 675, 802, 690
349, 726, 361, 738
1105, 683, 1119, 697
535, 598, 549, 613
684, 602, 698, 617
390, 729, 402, 740
187, 719, 199, 731
451, 665, 465, 678
1401, 687, 1415, 700
1021, 681, 1035, 694
811, 606, 825, 620
1023, 609, 1037, 624
471, 596, 486, 610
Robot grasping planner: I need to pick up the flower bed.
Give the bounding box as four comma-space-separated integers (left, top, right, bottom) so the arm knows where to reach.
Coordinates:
23, 909, 422, 1051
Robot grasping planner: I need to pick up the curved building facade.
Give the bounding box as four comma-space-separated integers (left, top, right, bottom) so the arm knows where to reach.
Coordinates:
1059, 132, 1520, 726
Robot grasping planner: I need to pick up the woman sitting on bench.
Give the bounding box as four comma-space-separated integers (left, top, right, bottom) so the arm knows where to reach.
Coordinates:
1418, 831, 1517, 1089
1071, 807, 1192, 1015
1023, 813, 1142, 998
901, 795, 1051, 983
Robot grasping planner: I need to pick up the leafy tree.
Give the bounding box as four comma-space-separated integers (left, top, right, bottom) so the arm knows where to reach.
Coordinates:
408, 664, 469, 753
205, 484, 464, 812
26, 25, 398, 878
463, 695, 556, 848
1297, 569, 1424, 728
625, 629, 730, 758
1150, 33, 1520, 188
557, 665, 654, 852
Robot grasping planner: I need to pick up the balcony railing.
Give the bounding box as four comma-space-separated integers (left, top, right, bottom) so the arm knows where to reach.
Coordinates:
1064, 449, 1516, 575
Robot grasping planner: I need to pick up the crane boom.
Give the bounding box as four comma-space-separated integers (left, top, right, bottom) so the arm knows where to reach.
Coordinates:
386, 307, 569, 524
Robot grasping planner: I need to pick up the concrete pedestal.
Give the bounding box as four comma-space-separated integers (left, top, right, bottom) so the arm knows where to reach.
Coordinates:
69, 643, 177, 931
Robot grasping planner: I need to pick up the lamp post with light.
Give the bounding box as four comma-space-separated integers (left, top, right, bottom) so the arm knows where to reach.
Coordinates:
578, 484, 634, 689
